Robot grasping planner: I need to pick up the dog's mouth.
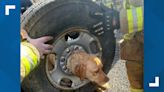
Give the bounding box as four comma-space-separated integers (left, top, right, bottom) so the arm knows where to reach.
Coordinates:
101, 81, 111, 89
97, 81, 111, 91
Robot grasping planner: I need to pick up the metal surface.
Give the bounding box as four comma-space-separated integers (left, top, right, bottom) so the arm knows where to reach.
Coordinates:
46, 28, 102, 90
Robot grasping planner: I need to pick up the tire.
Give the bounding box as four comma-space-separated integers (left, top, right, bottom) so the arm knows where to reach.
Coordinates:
21, 0, 116, 92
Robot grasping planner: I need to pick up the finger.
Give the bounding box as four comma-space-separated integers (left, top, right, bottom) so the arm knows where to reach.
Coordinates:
43, 44, 53, 50
39, 36, 53, 43
43, 50, 53, 54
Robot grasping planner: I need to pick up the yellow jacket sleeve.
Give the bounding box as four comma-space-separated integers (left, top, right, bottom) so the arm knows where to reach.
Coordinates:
21, 41, 40, 82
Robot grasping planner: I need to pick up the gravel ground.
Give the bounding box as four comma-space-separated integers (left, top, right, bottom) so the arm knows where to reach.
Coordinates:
107, 30, 130, 92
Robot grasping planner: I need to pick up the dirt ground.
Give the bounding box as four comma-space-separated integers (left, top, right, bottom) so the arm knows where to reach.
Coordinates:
107, 30, 130, 92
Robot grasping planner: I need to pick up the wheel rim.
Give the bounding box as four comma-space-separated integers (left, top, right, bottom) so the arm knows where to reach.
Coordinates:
46, 27, 102, 90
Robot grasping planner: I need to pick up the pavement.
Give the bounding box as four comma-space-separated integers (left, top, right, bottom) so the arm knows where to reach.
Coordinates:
107, 30, 130, 92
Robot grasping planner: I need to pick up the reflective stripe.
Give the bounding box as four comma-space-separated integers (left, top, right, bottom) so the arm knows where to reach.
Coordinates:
23, 54, 35, 70
25, 45, 38, 65
21, 57, 31, 76
127, 9, 134, 33
21, 48, 36, 72
21, 42, 40, 77
22, 42, 39, 65
131, 87, 143, 92
22, 42, 40, 66
136, 7, 143, 31
132, 8, 138, 32
127, 7, 143, 34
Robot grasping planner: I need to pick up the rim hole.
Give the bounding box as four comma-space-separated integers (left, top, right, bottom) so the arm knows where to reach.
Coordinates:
90, 40, 100, 54
60, 78, 73, 87
65, 32, 80, 41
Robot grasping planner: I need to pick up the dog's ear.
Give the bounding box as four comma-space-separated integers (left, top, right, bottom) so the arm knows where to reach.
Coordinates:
75, 64, 86, 80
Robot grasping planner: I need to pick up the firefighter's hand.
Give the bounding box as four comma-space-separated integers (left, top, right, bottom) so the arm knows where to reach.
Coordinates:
120, 31, 143, 89
29, 36, 53, 58
21, 29, 53, 58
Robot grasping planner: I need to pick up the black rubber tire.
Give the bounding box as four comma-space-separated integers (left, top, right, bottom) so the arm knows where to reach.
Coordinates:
21, 0, 116, 92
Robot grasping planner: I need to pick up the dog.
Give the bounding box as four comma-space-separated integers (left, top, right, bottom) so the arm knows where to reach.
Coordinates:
67, 51, 110, 91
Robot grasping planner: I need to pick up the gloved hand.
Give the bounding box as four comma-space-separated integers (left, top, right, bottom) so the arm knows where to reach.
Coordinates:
21, 29, 53, 58
120, 31, 143, 89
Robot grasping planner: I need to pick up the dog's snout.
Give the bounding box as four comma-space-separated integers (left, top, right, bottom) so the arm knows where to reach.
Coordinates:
104, 75, 109, 82
101, 81, 111, 90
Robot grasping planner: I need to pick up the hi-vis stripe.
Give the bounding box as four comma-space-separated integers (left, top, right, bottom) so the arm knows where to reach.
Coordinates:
127, 7, 143, 33
21, 42, 40, 77
136, 7, 143, 31
130, 87, 143, 92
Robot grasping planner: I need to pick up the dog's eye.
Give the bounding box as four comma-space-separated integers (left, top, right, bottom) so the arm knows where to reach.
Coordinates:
92, 69, 99, 76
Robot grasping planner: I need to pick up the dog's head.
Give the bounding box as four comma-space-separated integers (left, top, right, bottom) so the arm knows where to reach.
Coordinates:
67, 51, 110, 89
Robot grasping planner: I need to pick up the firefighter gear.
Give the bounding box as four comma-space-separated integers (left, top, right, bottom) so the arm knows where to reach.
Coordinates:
121, 31, 143, 92
121, 6, 144, 91
21, 41, 40, 82
120, 1, 144, 91
123, 0, 143, 9
120, 6, 143, 36
20, 29, 53, 82
130, 87, 143, 92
